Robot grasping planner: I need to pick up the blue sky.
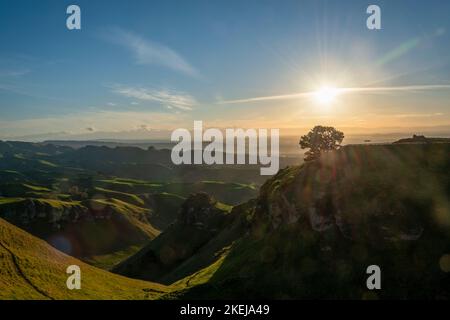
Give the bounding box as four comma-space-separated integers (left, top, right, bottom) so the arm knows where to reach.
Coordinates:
0, 0, 449, 140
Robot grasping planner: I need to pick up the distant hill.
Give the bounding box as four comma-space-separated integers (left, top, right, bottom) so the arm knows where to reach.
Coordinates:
43, 140, 173, 150
0, 140, 268, 184
394, 134, 450, 144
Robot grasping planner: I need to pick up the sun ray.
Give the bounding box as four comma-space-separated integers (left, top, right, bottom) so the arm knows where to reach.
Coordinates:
219, 84, 450, 104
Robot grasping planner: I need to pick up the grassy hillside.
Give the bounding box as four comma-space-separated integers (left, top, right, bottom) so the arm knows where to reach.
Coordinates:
98, 178, 257, 206
0, 218, 168, 300
175, 144, 450, 299
93, 187, 145, 206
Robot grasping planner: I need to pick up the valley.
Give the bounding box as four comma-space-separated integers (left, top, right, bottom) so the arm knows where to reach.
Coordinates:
0, 141, 260, 269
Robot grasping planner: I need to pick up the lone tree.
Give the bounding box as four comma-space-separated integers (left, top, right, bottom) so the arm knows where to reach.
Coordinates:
299, 125, 344, 161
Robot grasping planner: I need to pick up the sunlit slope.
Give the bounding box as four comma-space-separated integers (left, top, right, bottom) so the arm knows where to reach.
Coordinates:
98, 178, 257, 206
178, 144, 450, 299
0, 218, 168, 300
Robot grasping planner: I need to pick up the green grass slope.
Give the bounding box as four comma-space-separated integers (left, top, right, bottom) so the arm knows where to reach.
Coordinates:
0, 218, 168, 300
98, 178, 257, 206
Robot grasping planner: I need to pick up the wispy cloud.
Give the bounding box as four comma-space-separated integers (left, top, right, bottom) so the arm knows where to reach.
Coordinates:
393, 112, 444, 118
219, 84, 450, 104
0, 110, 189, 141
112, 85, 197, 111
0, 68, 31, 77
103, 28, 198, 77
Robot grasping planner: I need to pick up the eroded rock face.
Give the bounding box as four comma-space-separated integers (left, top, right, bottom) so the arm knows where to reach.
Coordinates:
0, 199, 88, 228
254, 148, 436, 245
0, 198, 154, 258
178, 192, 221, 227
267, 194, 299, 229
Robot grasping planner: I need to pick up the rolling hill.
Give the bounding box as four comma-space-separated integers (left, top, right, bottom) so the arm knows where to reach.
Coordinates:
0, 217, 168, 300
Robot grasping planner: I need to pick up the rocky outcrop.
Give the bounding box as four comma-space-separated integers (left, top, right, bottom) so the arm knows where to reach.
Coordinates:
0, 199, 88, 230
178, 192, 223, 227
0, 198, 157, 259
254, 144, 449, 244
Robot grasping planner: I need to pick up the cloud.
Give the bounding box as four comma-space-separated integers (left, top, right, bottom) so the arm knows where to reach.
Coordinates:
0, 110, 189, 141
107, 102, 117, 106
138, 124, 151, 131
393, 112, 444, 118
103, 28, 198, 77
0, 69, 31, 77
219, 84, 450, 104
112, 85, 197, 111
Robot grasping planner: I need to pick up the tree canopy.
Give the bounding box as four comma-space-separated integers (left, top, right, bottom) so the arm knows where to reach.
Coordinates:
299, 125, 344, 161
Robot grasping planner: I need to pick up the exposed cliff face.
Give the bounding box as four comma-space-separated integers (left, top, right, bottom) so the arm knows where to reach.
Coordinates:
255, 144, 449, 244
0, 199, 88, 230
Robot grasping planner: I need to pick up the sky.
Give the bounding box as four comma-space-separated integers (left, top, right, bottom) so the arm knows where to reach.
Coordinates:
0, 0, 449, 141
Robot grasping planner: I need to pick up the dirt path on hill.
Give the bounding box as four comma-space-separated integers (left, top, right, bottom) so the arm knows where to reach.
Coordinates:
0, 241, 54, 300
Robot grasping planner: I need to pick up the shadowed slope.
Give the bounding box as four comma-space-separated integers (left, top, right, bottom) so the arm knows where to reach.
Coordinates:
113, 193, 249, 284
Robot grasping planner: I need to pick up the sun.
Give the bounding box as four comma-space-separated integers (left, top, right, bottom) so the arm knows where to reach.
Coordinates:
314, 86, 339, 104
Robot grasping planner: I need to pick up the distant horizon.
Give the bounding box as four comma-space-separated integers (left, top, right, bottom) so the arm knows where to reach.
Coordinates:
2, 124, 450, 143
3, 126, 450, 149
